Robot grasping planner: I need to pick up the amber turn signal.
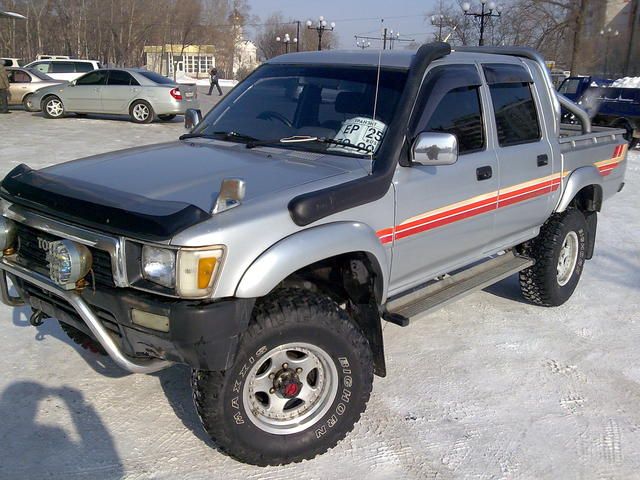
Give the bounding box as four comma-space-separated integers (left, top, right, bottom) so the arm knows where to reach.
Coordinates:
197, 257, 218, 289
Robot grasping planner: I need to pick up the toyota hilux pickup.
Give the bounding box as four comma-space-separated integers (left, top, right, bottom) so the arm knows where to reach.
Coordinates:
0, 43, 629, 466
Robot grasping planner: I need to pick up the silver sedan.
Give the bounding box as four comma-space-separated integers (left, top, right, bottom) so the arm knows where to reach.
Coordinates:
26, 68, 199, 123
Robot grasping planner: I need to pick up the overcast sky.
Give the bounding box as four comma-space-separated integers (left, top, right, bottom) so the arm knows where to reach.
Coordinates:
247, 0, 443, 49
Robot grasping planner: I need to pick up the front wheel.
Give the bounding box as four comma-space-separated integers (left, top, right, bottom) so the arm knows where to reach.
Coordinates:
129, 100, 154, 123
519, 209, 588, 306
191, 289, 374, 466
42, 96, 65, 119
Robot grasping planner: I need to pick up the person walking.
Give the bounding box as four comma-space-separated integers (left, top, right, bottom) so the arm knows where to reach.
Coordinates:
207, 67, 223, 96
0, 62, 10, 114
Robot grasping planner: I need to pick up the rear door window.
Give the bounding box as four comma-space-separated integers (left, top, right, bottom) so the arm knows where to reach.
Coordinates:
107, 70, 139, 86
10, 70, 31, 83
483, 63, 541, 147
51, 62, 75, 73
488, 83, 541, 146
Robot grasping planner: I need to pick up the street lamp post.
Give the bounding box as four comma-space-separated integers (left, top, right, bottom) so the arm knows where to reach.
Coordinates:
462, 0, 502, 46
276, 33, 298, 54
306, 16, 335, 51
431, 14, 445, 42
356, 39, 371, 49
600, 27, 619, 77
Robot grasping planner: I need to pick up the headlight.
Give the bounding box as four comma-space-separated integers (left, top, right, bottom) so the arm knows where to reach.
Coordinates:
0, 217, 16, 251
142, 246, 176, 288
47, 240, 93, 288
176, 248, 224, 298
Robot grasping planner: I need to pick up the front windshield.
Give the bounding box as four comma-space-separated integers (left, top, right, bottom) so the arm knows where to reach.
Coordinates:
194, 64, 408, 157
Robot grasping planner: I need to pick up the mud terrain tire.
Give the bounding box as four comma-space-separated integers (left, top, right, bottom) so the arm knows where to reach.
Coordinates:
191, 288, 374, 466
519, 209, 587, 306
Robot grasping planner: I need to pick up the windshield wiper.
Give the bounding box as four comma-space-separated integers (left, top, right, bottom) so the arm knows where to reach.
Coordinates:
180, 131, 260, 142
246, 135, 372, 154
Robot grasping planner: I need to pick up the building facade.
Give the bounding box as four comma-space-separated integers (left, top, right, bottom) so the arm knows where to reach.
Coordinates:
577, 0, 639, 77
143, 44, 216, 79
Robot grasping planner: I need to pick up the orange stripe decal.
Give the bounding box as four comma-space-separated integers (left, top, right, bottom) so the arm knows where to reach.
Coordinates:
377, 143, 627, 245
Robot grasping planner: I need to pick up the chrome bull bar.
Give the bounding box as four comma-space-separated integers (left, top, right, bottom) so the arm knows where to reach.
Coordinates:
0, 256, 171, 374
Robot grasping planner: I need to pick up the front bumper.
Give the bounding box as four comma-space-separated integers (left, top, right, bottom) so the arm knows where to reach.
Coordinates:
0, 256, 254, 373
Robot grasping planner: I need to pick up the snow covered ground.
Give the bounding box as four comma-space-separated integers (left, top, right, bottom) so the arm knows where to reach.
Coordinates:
0, 110, 639, 479
611, 77, 640, 88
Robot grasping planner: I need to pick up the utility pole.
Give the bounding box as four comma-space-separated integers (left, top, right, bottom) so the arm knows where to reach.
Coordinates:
355, 31, 414, 51
383, 27, 387, 50
296, 20, 300, 52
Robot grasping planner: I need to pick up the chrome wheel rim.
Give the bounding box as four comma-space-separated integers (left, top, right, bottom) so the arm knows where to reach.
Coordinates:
46, 99, 63, 117
242, 342, 338, 435
133, 104, 149, 121
557, 231, 579, 286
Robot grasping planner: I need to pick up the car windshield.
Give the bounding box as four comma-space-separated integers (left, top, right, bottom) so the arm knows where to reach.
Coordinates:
137, 70, 175, 85
193, 64, 408, 158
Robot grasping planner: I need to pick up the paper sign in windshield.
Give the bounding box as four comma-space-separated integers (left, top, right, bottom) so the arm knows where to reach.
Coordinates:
328, 117, 387, 155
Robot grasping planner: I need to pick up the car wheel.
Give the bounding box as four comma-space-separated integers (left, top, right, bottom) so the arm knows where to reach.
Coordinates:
613, 118, 638, 148
158, 114, 176, 121
129, 100, 154, 124
519, 209, 588, 306
42, 96, 65, 119
22, 93, 35, 112
191, 288, 374, 466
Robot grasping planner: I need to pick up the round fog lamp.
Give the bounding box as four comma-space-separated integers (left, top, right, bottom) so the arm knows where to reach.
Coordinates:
0, 217, 17, 251
47, 240, 93, 287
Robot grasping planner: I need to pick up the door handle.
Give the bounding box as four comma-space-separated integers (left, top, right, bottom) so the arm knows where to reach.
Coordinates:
476, 166, 492, 181
537, 154, 549, 167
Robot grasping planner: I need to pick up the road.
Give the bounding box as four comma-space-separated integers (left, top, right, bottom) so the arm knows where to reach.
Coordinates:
0, 106, 639, 479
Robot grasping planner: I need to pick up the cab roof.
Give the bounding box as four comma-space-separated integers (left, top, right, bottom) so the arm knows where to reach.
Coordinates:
266, 48, 524, 70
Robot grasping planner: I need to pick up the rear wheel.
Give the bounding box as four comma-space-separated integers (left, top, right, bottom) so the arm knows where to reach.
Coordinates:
42, 96, 65, 119
519, 209, 588, 306
191, 288, 374, 466
158, 114, 176, 121
129, 100, 154, 123
613, 118, 638, 148
22, 93, 34, 111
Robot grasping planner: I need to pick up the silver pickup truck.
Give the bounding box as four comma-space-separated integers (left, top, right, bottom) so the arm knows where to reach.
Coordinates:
0, 43, 629, 465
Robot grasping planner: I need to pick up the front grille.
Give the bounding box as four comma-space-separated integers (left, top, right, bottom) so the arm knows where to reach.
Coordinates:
15, 223, 115, 287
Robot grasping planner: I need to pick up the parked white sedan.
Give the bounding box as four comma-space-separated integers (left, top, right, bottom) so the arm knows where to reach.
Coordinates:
26, 68, 199, 123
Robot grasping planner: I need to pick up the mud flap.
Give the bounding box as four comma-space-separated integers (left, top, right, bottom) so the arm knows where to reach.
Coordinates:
584, 211, 597, 260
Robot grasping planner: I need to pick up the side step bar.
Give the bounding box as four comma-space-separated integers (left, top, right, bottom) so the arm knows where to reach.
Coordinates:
383, 252, 533, 326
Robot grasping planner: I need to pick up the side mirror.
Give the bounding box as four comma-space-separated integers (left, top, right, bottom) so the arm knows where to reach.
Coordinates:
184, 108, 202, 131
411, 132, 458, 166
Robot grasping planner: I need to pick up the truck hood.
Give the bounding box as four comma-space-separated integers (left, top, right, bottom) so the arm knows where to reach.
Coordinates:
43, 140, 352, 212
1, 140, 357, 240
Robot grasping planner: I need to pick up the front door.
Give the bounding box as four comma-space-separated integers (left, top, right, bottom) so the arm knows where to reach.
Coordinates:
64, 70, 108, 112
482, 63, 556, 245
389, 64, 499, 294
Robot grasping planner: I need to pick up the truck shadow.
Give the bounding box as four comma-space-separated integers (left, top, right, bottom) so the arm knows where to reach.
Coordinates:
155, 365, 216, 447
482, 273, 531, 304
11, 305, 128, 379
0, 381, 124, 479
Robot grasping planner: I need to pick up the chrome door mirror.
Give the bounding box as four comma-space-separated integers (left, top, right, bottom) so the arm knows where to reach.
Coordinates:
411, 132, 458, 166
184, 108, 202, 131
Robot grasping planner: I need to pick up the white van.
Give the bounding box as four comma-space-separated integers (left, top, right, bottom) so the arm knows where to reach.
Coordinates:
24, 59, 102, 81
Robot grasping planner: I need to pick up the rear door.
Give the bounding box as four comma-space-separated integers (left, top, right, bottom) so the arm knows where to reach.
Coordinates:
102, 70, 140, 113
63, 70, 108, 112
482, 63, 556, 247
389, 64, 499, 293
7, 69, 31, 104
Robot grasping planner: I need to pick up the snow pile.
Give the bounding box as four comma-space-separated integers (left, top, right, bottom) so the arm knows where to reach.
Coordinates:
175, 73, 238, 88
610, 77, 640, 88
